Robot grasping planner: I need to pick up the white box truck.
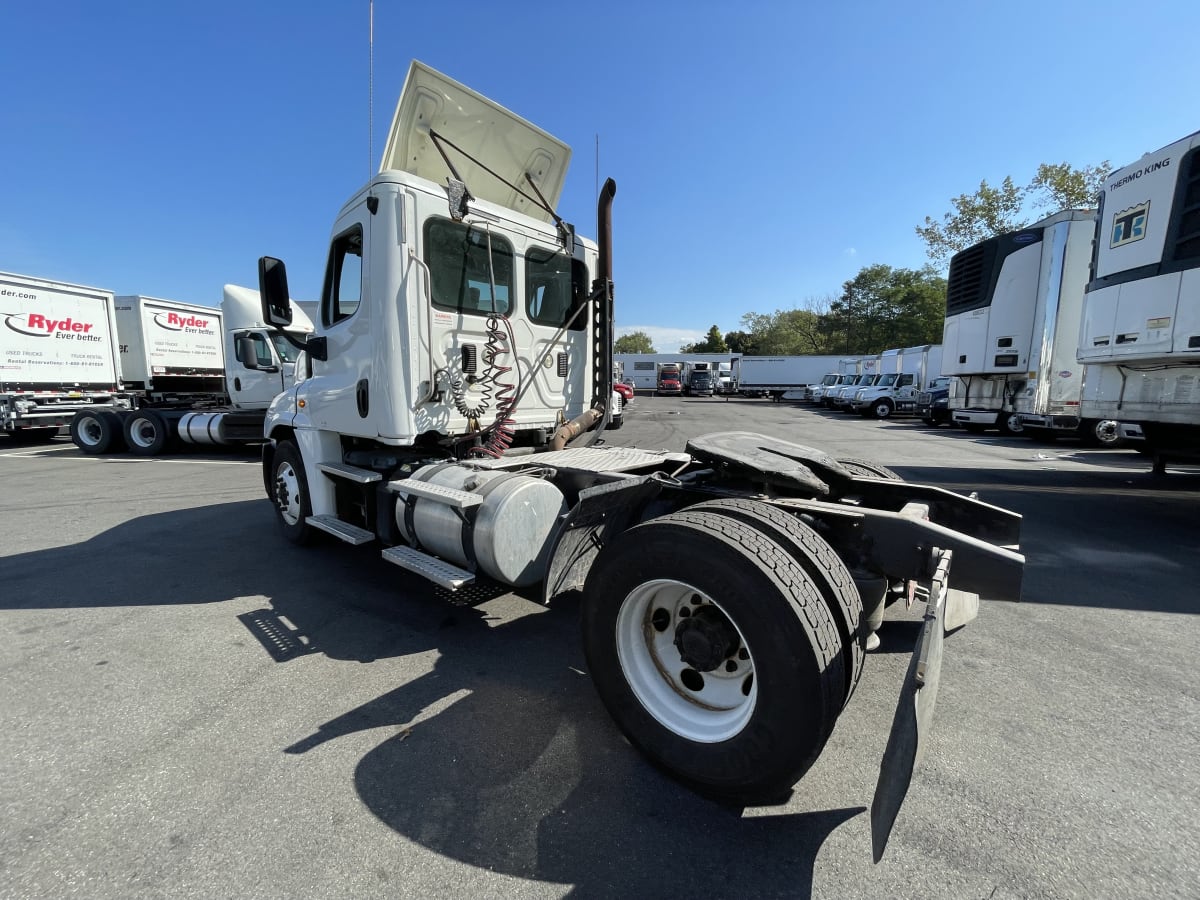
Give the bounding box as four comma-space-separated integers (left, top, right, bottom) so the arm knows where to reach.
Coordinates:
67, 286, 314, 455
1077, 129, 1200, 470
1, 271, 124, 441
830, 353, 889, 410
850, 344, 944, 418
246, 60, 1023, 859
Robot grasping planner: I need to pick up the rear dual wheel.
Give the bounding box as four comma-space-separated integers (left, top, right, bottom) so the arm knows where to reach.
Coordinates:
124, 410, 170, 456
69, 410, 125, 455
582, 505, 856, 804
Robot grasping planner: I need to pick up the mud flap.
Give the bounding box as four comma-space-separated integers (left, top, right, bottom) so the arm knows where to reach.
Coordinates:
869, 547, 952, 862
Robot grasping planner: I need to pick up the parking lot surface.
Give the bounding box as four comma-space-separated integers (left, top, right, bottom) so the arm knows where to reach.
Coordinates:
2, 396, 1197, 899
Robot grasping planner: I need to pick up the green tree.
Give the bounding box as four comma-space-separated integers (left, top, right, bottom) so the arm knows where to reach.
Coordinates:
916, 161, 1112, 267
823, 264, 946, 354
915, 177, 1026, 268
1029, 161, 1111, 212
723, 330, 758, 355
614, 331, 656, 354
680, 325, 729, 354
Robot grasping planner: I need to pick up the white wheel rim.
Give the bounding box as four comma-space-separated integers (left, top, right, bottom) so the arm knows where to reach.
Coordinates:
77, 417, 103, 447
1096, 421, 1119, 444
275, 461, 303, 525
615, 579, 756, 743
128, 416, 159, 449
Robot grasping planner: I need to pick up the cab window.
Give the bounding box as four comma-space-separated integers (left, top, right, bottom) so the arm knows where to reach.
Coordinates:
527, 246, 587, 329
424, 218, 513, 316
322, 225, 363, 325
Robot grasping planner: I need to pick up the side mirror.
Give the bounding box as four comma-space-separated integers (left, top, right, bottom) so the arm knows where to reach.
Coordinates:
235, 335, 261, 369
258, 256, 293, 328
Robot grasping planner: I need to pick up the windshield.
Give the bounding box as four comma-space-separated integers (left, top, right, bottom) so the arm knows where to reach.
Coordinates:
878, 373, 899, 387
839, 375, 855, 384
822, 374, 840, 385
270, 333, 302, 363
854, 374, 872, 384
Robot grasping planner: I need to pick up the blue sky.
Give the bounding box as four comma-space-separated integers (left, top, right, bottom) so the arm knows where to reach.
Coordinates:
2, 1, 1196, 352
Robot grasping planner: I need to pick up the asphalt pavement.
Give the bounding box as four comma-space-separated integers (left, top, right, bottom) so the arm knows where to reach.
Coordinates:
1, 398, 1197, 899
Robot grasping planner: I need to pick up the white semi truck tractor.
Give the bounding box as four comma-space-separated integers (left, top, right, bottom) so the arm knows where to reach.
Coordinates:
251, 61, 1024, 860
1077, 129, 1200, 471
67, 286, 313, 455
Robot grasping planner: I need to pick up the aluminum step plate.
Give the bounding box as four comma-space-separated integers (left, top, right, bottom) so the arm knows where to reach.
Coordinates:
307, 515, 376, 545
471, 446, 691, 473
382, 545, 475, 590
318, 462, 382, 483
385, 479, 483, 508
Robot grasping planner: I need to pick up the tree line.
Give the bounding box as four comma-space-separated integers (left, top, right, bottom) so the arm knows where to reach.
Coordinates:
613, 160, 1110, 357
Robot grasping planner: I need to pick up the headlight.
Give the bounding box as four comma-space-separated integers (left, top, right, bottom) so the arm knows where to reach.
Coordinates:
934, 398, 948, 407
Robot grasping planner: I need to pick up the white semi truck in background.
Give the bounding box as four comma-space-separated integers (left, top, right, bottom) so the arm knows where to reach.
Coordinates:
1077, 129, 1200, 470
944, 209, 1118, 439
735, 355, 846, 399
244, 60, 1024, 859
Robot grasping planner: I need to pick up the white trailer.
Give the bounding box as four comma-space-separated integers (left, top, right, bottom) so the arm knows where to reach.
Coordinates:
945, 210, 1100, 436
68, 287, 314, 455
1077, 129, 1200, 470
248, 60, 1022, 859
735, 355, 847, 400
850, 344, 944, 418
1, 271, 126, 441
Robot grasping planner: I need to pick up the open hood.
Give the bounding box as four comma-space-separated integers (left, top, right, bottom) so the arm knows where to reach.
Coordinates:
379, 61, 571, 223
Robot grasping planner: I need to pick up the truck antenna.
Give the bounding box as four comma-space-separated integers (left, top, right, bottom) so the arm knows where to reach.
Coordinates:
368, 0, 375, 177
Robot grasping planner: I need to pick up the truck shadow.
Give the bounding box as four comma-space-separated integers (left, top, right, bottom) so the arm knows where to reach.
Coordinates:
0, 502, 865, 895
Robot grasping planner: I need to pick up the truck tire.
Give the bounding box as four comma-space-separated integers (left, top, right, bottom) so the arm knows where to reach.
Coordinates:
581, 511, 844, 804
70, 410, 123, 455
999, 411, 1024, 436
123, 410, 170, 456
1079, 419, 1124, 448
271, 440, 315, 545
684, 498, 865, 708
836, 457, 901, 480
922, 416, 939, 427
869, 399, 894, 419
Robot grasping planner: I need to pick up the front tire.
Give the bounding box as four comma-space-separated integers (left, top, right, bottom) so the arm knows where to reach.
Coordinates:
581, 511, 844, 804
870, 399, 893, 419
999, 411, 1024, 436
271, 440, 315, 545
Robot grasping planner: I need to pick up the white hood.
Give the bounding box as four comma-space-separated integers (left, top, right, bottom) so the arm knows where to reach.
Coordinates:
379, 61, 571, 223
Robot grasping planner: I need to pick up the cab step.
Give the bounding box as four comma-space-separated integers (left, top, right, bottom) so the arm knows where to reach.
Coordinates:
381, 545, 475, 590
307, 514, 376, 545
318, 462, 382, 483
386, 479, 482, 508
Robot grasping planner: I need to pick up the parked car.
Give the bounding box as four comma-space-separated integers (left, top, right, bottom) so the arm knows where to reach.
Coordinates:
915, 376, 952, 427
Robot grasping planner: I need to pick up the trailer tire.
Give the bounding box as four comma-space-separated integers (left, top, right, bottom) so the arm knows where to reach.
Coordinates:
123, 410, 170, 456
684, 498, 865, 708
836, 457, 901, 480
581, 511, 844, 804
70, 410, 123, 455
271, 440, 315, 545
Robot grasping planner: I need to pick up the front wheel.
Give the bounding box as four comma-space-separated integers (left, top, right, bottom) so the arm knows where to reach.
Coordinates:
271, 440, 315, 545
581, 510, 844, 804
999, 411, 1024, 436
870, 399, 893, 419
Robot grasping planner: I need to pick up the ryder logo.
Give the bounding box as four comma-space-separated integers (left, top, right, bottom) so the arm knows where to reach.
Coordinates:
4, 312, 97, 337
154, 312, 212, 331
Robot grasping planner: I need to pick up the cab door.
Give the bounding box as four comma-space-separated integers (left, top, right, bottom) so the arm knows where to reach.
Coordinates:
309, 203, 374, 436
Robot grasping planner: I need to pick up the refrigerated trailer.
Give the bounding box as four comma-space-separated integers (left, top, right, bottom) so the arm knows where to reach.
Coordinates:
1, 271, 123, 441
246, 60, 1024, 860
945, 210, 1108, 437
1077, 129, 1200, 469
736, 355, 847, 399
